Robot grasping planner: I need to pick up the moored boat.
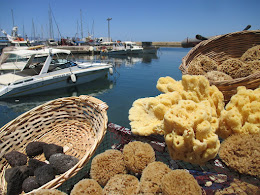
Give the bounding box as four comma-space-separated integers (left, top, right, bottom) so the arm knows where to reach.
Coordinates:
0, 48, 113, 99
123, 41, 143, 54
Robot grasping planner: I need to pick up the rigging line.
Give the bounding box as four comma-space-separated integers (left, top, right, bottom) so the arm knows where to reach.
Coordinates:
49, 6, 62, 38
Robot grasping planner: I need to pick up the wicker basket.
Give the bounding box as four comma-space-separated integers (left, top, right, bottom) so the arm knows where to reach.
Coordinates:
0, 95, 108, 194
179, 30, 260, 102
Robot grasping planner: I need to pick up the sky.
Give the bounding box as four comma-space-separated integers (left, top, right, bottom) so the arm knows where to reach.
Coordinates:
0, 0, 259, 42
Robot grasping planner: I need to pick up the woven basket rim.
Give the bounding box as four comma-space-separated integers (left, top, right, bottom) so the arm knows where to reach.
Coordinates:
180, 30, 260, 74
0, 95, 108, 194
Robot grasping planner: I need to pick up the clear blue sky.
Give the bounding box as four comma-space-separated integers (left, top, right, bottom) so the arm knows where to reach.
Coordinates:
0, 0, 259, 42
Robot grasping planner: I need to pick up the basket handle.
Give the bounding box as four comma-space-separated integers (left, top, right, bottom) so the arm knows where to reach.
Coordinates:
79, 95, 109, 111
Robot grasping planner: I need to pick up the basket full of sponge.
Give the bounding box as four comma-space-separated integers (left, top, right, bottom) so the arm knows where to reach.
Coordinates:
0, 95, 108, 194
179, 30, 260, 102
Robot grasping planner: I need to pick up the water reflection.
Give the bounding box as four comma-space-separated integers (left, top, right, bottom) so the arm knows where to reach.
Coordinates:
0, 51, 159, 127
70, 53, 159, 67
0, 77, 114, 113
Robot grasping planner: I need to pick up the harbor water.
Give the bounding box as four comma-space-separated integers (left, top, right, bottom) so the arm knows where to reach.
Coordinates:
0, 47, 190, 128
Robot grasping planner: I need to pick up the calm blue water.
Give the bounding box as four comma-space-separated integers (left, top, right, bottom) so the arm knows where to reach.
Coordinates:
0, 47, 190, 128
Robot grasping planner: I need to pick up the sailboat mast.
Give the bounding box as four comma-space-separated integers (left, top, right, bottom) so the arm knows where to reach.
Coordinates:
80, 9, 83, 39
11, 9, 15, 27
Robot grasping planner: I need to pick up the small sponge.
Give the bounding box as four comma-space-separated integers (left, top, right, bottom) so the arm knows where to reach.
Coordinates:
26, 141, 47, 157
49, 153, 79, 174
90, 149, 126, 186
139, 161, 172, 194
4, 150, 27, 167
32, 189, 67, 195
34, 164, 55, 186
103, 174, 139, 195
22, 176, 40, 193
43, 144, 64, 160
161, 169, 202, 195
123, 141, 155, 174
70, 179, 103, 195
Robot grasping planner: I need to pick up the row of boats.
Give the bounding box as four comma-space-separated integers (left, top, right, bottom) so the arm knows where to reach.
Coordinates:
0, 47, 114, 100
100, 41, 157, 55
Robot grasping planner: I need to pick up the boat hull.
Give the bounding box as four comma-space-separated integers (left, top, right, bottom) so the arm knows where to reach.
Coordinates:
0, 67, 110, 99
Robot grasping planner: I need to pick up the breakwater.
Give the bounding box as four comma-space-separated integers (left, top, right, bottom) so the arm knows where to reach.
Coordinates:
137, 42, 181, 47
56, 42, 181, 54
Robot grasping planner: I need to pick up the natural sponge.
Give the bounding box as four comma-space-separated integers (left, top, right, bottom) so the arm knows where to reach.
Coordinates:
49, 153, 79, 174
219, 133, 260, 177
6, 167, 25, 195
34, 164, 55, 186
218, 58, 251, 78
90, 149, 126, 186
103, 174, 139, 195
22, 177, 40, 193
123, 141, 155, 174
204, 71, 233, 82
4, 150, 27, 167
164, 100, 220, 165
5, 166, 30, 183
241, 45, 260, 62
32, 189, 67, 195
161, 169, 202, 195
26, 141, 47, 157
70, 179, 103, 195
157, 75, 224, 117
43, 143, 64, 161
129, 92, 182, 136
217, 86, 260, 139
189, 55, 218, 73
28, 158, 47, 176
139, 161, 172, 194
215, 178, 260, 195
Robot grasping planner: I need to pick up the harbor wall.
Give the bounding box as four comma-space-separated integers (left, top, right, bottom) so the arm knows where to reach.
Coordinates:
56, 41, 182, 54
136, 42, 181, 47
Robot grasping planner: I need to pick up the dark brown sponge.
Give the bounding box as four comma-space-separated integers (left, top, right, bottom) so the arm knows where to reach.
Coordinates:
4, 150, 27, 167
22, 176, 40, 193
43, 143, 64, 160
34, 164, 55, 186
26, 141, 47, 157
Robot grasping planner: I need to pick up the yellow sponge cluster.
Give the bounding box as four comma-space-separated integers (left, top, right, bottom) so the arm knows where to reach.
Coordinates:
129, 75, 224, 164
217, 86, 260, 138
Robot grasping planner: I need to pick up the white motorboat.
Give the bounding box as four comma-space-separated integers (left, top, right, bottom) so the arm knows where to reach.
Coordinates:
0, 48, 66, 72
0, 48, 113, 99
100, 41, 127, 55
123, 41, 143, 54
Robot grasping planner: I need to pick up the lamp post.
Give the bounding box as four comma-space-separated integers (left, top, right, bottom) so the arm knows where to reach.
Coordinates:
107, 17, 112, 42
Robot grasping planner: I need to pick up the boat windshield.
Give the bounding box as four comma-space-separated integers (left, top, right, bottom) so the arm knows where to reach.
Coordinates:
4, 54, 47, 64
48, 59, 77, 72
5, 54, 28, 63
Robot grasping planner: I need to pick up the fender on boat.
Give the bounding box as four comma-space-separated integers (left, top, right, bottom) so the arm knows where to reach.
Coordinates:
67, 73, 77, 83
70, 73, 77, 83
109, 67, 113, 75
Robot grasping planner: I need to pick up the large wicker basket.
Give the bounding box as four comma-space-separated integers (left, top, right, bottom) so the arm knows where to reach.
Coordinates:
0, 95, 108, 194
179, 30, 260, 102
